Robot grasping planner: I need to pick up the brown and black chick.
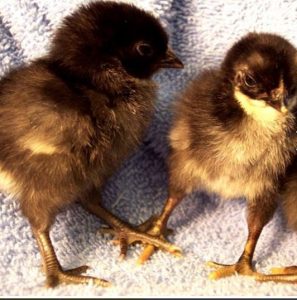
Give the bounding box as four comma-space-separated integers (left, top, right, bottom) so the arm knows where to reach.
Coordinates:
0, 1, 183, 288
136, 32, 297, 280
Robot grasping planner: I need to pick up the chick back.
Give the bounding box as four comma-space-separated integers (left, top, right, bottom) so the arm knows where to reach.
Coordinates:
0, 59, 156, 226
168, 69, 295, 201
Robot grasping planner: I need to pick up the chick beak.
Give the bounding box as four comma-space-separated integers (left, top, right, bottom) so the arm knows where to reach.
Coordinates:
270, 94, 288, 113
159, 48, 184, 69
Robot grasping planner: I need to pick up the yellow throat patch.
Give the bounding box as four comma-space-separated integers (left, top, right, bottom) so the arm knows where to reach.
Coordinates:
234, 88, 287, 126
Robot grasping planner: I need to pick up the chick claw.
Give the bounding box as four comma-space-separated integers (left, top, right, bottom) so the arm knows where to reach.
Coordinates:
98, 218, 181, 261
207, 260, 259, 280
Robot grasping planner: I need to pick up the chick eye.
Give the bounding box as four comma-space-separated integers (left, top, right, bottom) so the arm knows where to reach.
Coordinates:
244, 74, 256, 87
135, 42, 154, 57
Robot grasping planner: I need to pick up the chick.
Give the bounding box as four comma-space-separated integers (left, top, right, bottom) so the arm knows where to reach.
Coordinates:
0, 1, 183, 287
137, 32, 297, 280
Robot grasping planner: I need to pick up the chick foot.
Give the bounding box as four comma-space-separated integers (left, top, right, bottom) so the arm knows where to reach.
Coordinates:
135, 196, 184, 265
34, 229, 110, 288
207, 258, 259, 280
256, 266, 297, 283
46, 266, 110, 288
99, 215, 181, 261
136, 217, 179, 265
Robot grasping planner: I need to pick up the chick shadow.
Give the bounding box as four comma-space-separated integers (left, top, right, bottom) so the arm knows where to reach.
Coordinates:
44, 204, 102, 270
254, 206, 290, 268
171, 190, 221, 231
100, 144, 169, 224
100, 143, 220, 237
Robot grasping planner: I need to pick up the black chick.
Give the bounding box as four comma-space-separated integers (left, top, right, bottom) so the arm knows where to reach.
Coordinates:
0, 1, 183, 287
136, 32, 297, 279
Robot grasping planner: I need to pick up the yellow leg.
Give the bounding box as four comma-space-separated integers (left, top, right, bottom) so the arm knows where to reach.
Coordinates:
137, 196, 183, 265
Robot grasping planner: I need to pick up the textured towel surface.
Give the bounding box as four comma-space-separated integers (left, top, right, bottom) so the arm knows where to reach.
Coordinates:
1, 0, 297, 296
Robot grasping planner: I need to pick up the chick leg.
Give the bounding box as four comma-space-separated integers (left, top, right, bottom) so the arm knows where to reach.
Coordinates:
137, 196, 183, 264
32, 228, 110, 287
207, 197, 277, 280
81, 195, 182, 260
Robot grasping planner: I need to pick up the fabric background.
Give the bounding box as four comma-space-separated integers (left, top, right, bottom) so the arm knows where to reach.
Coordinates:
1, 0, 297, 296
